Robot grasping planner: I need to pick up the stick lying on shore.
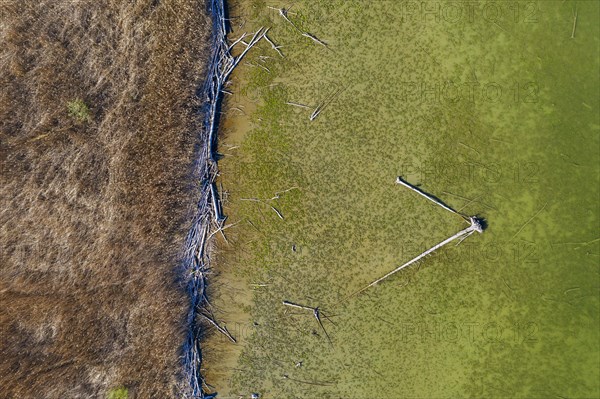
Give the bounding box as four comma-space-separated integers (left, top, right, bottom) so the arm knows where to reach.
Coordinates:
351, 177, 485, 296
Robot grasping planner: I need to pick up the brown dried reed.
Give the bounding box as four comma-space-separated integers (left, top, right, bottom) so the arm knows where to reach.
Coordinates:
0, 1, 212, 397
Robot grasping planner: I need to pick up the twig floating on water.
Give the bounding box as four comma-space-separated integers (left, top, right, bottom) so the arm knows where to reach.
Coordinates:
267, 4, 330, 49
442, 190, 498, 212
270, 205, 284, 220
228, 32, 249, 51
310, 86, 345, 121
301, 32, 328, 47
264, 33, 285, 57
396, 176, 464, 218
286, 101, 312, 109
207, 221, 241, 241
458, 141, 480, 155
241, 197, 285, 220
457, 194, 483, 213
283, 300, 314, 311
268, 5, 300, 31
571, 5, 578, 39
510, 202, 547, 241
270, 186, 299, 200
281, 374, 336, 386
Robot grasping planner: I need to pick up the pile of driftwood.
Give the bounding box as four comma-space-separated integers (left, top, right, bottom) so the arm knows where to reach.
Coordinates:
180, 1, 268, 397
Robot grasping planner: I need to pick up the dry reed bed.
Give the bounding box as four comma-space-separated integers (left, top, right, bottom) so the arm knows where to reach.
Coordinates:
0, 1, 212, 397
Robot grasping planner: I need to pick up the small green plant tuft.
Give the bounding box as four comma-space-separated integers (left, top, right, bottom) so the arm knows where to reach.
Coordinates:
67, 99, 91, 122
108, 387, 128, 399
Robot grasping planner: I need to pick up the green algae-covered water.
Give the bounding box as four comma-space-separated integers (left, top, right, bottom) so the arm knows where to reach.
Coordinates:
206, 1, 599, 398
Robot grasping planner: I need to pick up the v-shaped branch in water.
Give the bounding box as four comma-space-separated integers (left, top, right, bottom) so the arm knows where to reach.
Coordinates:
352, 177, 486, 296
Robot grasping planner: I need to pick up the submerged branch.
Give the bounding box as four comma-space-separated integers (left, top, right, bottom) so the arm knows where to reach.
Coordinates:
282, 300, 332, 344
201, 313, 237, 343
